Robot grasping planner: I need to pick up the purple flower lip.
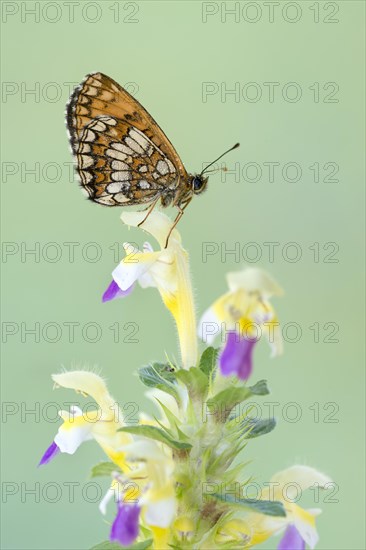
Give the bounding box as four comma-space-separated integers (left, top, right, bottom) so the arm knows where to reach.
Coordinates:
277, 524, 305, 550
220, 330, 258, 380
110, 502, 141, 546
102, 280, 134, 303
38, 441, 60, 467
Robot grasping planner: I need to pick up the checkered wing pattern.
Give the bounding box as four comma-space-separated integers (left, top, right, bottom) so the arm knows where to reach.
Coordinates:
66, 72, 188, 206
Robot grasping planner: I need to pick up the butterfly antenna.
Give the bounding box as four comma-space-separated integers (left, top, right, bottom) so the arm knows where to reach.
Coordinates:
200, 167, 221, 175
201, 142, 240, 175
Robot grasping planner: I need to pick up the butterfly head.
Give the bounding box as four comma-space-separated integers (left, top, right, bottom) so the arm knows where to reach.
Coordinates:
191, 175, 208, 195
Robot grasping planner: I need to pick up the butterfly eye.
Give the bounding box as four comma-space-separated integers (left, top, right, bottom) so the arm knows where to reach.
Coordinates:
192, 176, 205, 193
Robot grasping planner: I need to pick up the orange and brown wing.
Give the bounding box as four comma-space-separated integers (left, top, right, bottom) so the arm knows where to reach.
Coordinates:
66, 72, 188, 206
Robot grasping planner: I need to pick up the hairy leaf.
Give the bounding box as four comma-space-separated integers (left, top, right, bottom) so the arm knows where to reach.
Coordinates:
209, 493, 286, 517
198, 347, 219, 378
118, 425, 192, 451
138, 362, 178, 400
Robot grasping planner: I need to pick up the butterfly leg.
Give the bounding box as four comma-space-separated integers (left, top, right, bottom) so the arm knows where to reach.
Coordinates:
137, 197, 160, 228
164, 198, 192, 248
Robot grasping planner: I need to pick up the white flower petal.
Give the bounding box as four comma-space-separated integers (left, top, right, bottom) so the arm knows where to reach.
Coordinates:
54, 420, 93, 454
262, 321, 283, 357
99, 486, 115, 515
293, 514, 319, 549
198, 307, 221, 344
113, 254, 155, 292
138, 272, 156, 289
121, 242, 157, 289
123, 242, 138, 255
143, 242, 154, 253
144, 496, 176, 528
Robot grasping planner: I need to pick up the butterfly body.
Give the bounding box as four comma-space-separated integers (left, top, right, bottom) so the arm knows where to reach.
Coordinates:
66, 73, 238, 244
66, 72, 208, 211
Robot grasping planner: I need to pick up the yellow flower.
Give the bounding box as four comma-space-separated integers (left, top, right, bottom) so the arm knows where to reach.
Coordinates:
100, 439, 176, 549
174, 516, 195, 541
39, 370, 131, 470
215, 519, 252, 545
198, 267, 283, 379
243, 465, 333, 549
103, 211, 197, 369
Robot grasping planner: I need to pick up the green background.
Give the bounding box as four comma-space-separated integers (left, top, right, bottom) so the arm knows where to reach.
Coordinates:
1, 1, 365, 548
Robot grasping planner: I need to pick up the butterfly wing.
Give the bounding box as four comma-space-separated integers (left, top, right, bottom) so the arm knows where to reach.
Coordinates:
66, 72, 189, 206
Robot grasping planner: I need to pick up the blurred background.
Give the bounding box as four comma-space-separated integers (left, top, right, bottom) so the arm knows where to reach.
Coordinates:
1, 1, 365, 548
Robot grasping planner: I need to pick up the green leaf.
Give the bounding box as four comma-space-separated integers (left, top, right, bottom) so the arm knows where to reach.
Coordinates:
90, 462, 121, 478
175, 367, 208, 401
153, 398, 182, 432
174, 423, 190, 442
249, 379, 270, 396
198, 347, 219, 378
209, 493, 286, 517
207, 380, 270, 422
91, 539, 153, 550
242, 418, 276, 439
206, 387, 250, 421
152, 401, 190, 442
118, 425, 192, 451
138, 362, 178, 400
152, 416, 186, 445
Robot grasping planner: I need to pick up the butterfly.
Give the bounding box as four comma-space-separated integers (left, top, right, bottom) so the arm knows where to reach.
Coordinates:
66, 72, 239, 245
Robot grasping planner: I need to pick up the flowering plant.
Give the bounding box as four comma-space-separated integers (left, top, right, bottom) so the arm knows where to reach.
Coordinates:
40, 210, 332, 549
